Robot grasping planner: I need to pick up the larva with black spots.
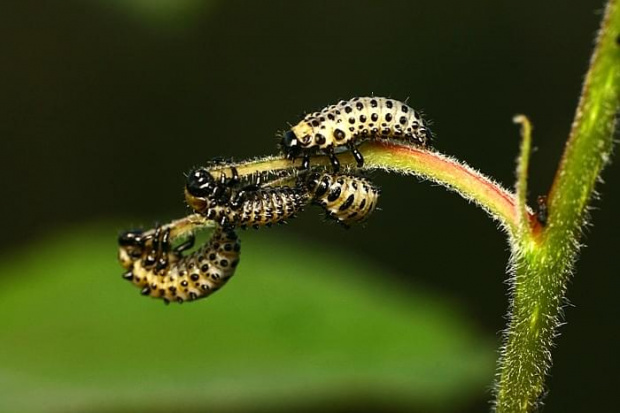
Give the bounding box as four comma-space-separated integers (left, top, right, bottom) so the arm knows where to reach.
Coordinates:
281, 97, 433, 171
118, 225, 241, 304
305, 172, 380, 227
185, 166, 310, 229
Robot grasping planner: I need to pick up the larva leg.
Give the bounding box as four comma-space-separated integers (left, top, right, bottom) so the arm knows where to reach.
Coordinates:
301, 153, 310, 170
326, 147, 340, 172
143, 226, 160, 268
155, 228, 171, 272
349, 143, 364, 167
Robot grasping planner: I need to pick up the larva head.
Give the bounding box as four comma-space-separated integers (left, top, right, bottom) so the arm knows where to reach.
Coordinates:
185, 168, 217, 213
280, 130, 302, 159
417, 124, 434, 146
118, 230, 146, 269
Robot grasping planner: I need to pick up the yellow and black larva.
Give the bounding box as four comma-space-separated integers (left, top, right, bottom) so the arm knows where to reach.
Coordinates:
305, 172, 380, 227
185, 166, 310, 229
281, 97, 433, 171
118, 225, 240, 304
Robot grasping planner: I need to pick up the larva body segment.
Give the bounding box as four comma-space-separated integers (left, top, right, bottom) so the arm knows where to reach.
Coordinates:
185, 167, 310, 229
281, 97, 433, 170
305, 172, 380, 227
118, 226, 241, 304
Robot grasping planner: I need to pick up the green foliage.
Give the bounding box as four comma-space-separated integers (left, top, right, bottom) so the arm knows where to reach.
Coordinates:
0, 225, 493, 413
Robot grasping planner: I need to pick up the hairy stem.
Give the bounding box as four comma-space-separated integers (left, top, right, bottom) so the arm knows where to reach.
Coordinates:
495, 1, 620, 411
206, 140, 530, 234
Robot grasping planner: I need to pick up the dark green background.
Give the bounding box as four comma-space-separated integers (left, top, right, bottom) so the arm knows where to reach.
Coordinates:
1, 1, 618, 412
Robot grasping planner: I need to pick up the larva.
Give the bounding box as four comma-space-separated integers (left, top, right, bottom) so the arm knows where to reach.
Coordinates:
305, 172, 380, 227
185, 167, 310, 229
281, 97, 433, 171
118, 225, 241, 304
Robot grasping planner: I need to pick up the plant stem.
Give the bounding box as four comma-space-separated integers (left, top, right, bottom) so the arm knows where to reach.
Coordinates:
494, 1, 620, 411
205, 140, 529, 234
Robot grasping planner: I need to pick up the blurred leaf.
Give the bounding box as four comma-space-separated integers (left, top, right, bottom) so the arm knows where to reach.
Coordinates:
0, 224, 494, 412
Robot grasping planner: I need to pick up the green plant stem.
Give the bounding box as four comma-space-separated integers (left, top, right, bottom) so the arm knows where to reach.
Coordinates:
495, 1, 620, 412
514, 115, 534, 236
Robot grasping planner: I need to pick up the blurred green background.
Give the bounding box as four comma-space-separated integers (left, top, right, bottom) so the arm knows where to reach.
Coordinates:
1, 1, 618, 412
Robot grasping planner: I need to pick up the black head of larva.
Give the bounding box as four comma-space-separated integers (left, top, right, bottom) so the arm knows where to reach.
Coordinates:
118, 230, 147, 266
118, 230, 145, 247
186, 167, 217, 198
281, 131, 302, 159
421, 126, 434, 144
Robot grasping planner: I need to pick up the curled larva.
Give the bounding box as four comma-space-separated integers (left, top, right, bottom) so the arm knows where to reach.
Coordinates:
185, 166, 310, 229
305, 172, 380, 227
281, 96, 433, 171
118, 225, 240, 304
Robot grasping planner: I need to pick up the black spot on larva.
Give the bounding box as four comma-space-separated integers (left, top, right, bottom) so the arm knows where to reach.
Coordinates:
201, 264, 209, 272
344, 106, 353, 114
168, 286, 177, 293
349, 126, 355, 132
371, 113, 378, 122
231, 260, 239, 268
386, 100, 394, 109
399, 116, 407, 125
189, 292, 198, 300
370, 99, 378, 108
181, 280, 188, 287
327, 186, 342, 202
201, 284, 210, 290
224, 243, 232, 251
359, 114, 367, 123
360, 198, 367, 209
209, 253, 216, 261
220, 259, 229, 267
355, 102, 363, 110
233, 244, 241, 252
339, 194, 355, 210
401, 105, 408, 113
327, 113, 335, 121
334, 129, 346, 140
315, 134, 326, 145
385, 113, 393, 122
311, 120, 319, 127
191, 273, 200, 281
348, 117, 356, 124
